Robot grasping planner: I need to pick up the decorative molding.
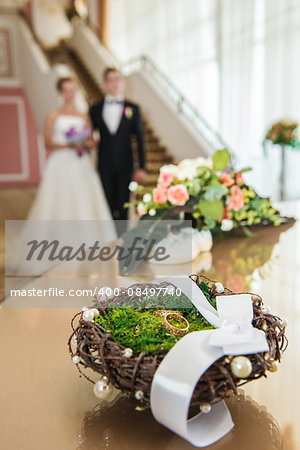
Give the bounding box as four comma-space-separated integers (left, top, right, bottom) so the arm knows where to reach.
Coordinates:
0, 95, 30, 181
0, 28, 12, 77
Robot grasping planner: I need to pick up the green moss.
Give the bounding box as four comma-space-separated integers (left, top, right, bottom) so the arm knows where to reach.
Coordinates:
95, 283, 215, 354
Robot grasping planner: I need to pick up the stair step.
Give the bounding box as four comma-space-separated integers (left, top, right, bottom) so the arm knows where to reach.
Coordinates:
146, 153, 172, 162
145, 174, 160, 185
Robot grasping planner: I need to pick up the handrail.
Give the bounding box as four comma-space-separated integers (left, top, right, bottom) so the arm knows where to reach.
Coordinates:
120, 54, 232, 153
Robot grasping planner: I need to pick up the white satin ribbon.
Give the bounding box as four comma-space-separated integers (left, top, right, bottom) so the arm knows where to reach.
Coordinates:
150, 275, 269, 447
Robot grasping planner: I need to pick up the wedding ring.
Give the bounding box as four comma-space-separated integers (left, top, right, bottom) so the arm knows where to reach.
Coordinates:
154, 310, 183, 318
162, 312, 189, 337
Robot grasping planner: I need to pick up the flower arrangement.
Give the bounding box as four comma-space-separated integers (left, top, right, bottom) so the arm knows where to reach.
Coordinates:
129, 149, 285, 234
265, 119, 300, 147
66, 125, 91, 156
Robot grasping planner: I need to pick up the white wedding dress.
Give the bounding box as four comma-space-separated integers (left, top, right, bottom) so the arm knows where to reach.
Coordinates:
5, 114, 117, 277
29, 115, 115, 227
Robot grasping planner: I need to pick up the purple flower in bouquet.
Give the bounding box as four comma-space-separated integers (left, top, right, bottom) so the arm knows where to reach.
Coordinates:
66, 126, 91, 157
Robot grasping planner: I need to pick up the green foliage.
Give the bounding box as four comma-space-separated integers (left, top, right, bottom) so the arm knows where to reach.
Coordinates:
212, 149, 231, 171
203, 178, 228, 201
95, 288, 215, 354
199, 199, 224, 221
187, 179, 202, 196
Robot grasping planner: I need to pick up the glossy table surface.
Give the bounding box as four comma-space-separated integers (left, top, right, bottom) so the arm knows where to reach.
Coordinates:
1, 202, 299, 450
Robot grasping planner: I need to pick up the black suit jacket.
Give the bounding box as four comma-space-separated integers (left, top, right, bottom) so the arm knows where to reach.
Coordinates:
89, 100, 146, 174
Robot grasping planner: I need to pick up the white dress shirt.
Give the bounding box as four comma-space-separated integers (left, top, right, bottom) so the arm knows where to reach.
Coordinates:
102, 94, 124, 135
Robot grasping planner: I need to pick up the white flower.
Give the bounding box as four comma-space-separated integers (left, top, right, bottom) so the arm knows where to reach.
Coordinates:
128, 181, 138, 192
159, 164, 179, 177
221, 219, 233, 232
193, 157, 213, 169
177, 159, 195, 180
177, 157, 212, 180
137, 202, 146, 216
149, 208, 156, 216
143, 193, 152, 203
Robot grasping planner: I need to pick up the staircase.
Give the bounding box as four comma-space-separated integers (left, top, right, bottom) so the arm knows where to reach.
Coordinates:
44, 43, 173, 189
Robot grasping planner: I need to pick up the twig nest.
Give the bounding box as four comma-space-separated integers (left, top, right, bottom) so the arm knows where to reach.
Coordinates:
68, 275, 288, 408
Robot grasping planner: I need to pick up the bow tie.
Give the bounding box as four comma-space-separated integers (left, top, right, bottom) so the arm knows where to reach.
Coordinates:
106, 99, 124, 105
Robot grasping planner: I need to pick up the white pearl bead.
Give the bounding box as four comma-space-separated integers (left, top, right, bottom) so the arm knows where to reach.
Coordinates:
135, 390, 144, 400
281, 318, 288, 328
268, 361, 279, 373
200, 403, 211, 414
93, 380, 112, 399
82, 306, 88, 312
90, 308, 100, 317
129, 181, 138, 192
230, 356, 252, 378
72, 355, 80, 364
82, 309, 95, 321
215, 282, 224, 294
123, 348, 133, 358
71, 335, 77, 345
143, 193, 152, 203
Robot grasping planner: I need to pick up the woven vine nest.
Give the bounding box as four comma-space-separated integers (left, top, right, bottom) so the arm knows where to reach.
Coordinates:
68, 275, 287, 409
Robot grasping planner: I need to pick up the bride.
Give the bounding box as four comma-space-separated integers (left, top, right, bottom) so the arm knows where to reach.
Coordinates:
28, 77, 116, 239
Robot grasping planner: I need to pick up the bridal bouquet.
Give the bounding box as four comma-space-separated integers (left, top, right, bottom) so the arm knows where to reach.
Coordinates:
265, 119, 300, 147
128, 149, 287, 235
66, 125, 91, 157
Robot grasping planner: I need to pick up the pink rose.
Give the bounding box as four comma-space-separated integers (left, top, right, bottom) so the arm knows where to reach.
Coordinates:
219, 172, 234, 187
158, 172, 174, 189
235, 172, 244, 184
228, 186, 244, 211
153, 187, 168, 204
167, 184, 189, 206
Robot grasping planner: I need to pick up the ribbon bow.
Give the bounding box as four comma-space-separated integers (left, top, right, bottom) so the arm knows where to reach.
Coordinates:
150, 276, 269, 447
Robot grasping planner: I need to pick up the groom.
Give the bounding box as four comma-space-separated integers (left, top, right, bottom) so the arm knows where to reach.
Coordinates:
89, 67, 146, 224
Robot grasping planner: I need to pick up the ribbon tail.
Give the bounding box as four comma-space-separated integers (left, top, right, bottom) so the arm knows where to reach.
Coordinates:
150, 330, 233, 447
187, 401, 234, 447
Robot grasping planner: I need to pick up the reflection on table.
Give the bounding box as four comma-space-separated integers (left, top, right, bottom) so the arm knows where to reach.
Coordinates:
78, 391, 285, 450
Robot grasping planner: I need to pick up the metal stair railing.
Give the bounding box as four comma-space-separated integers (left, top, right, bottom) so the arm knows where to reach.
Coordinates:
120, 54, 232, 154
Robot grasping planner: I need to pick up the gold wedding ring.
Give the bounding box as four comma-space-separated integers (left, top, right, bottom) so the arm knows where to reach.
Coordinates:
154, 310, 189, 336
